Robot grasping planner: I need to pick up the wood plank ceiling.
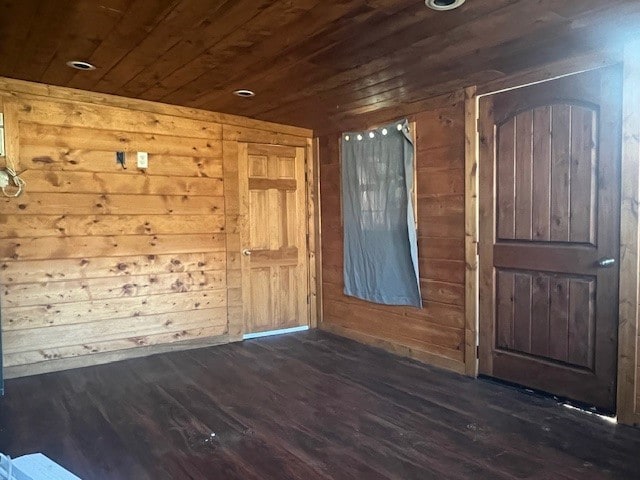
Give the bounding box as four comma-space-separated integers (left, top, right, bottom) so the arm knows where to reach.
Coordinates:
1, 0, 639, 132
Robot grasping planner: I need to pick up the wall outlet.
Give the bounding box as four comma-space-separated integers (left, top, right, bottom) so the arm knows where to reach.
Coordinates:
137, 151, 149, 169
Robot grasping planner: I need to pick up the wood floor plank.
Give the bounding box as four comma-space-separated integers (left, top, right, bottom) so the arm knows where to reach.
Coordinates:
1, 331, 639, 480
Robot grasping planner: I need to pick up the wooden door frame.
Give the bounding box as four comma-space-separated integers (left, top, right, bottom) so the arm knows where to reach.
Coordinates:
307, 138, 323, 329
464, 86, 479, 377
465, 44, 640, 425
227, 137, 321, 339
617, 42, 640, 426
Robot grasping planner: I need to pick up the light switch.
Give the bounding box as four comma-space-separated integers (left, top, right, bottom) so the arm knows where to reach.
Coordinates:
137, 151, 148, 169
0, 113, 5, 157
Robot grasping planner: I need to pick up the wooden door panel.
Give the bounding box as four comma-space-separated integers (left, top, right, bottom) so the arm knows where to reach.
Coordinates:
495, 269, 596, 370
249, 155, 268, 177
240, 143, 308, 334
532, 106, 552, 242
494, 243, 599, 275
514, 110, 533, 240
249, 190, 270, 249
496, 105, 597, 245
549, 276, 570, 362
279, 265, 300, 327
278, 157, 296, 178
513, 272, 532, 353
249, 267, 272, 330
530, 273, 550, 357
479, 67, 621, 411
569, 106, 597, 244
551, 105, 572, 242
496, 117, 516, 239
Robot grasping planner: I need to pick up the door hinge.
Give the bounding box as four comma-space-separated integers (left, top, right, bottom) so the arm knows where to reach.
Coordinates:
476, 345, 480, 359
476, 117, 480, 133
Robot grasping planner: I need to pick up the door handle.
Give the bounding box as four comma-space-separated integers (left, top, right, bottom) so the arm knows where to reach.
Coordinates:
597, 257, 615, 268
242, 249, 252, 256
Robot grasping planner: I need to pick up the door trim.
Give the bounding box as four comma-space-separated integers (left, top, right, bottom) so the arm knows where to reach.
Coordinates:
307, 138, 322, 329
617, 42, 640, 426
464, 86, 479, 377
468, 51, 640, 425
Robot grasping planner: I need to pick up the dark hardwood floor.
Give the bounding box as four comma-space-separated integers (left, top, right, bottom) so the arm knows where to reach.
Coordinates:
1, 330, 639, 479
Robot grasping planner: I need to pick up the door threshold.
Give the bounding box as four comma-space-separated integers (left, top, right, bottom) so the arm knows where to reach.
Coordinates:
479, 375, 617, 420
243, 325, 309, 340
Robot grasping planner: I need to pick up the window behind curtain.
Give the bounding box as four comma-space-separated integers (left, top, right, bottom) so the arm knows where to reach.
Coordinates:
341, 120, 421, 307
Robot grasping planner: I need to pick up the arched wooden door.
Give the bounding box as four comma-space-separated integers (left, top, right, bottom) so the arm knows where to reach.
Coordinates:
478, 67, 622, 412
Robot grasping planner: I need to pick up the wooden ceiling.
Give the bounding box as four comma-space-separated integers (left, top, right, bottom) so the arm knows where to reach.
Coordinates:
1, 0, 639, 132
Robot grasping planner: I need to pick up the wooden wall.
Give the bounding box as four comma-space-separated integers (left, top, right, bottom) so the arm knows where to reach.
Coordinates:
318, 92, 468, 374
317, 50, 640, 428
0, 78, 312, 378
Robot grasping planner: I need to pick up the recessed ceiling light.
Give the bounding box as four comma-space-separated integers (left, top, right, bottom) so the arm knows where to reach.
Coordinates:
425, 0, 465, 11
66, 60, 96, 71
233, 89, 255, 98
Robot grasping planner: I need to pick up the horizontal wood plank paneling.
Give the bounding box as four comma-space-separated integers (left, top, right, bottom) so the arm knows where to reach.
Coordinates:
0, 84, 311, 376
4, 290, 227, 335
0, 214, 226, 237
20, 123, 223, 158
19, 170, 224, 196
20, 145, 224, 177
0, 79, 312, 138
2, 271, 227, 308
5, 320, 228, 367
0, 193, 224, 215
0, 234, 226, 261
4, 326, 227, 367
12, 97, 223, 140
0, 252, 227, 284
323, 300, 464, 359
318, 94, 466, 372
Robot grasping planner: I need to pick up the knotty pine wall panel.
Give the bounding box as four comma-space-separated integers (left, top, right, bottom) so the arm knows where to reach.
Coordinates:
0, 97, 226, 374
318, 95, 467, 373
0, 83, 311, 377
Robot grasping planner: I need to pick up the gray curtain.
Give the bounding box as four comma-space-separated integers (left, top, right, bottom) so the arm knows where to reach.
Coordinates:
341, 119, 422, 307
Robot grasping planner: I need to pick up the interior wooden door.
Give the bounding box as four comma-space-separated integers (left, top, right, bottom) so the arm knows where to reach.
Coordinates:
478, 67, 622, 412
239, 143, 309, 335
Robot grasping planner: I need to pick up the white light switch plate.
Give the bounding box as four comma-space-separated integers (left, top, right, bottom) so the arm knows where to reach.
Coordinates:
137, 151, 148, 169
